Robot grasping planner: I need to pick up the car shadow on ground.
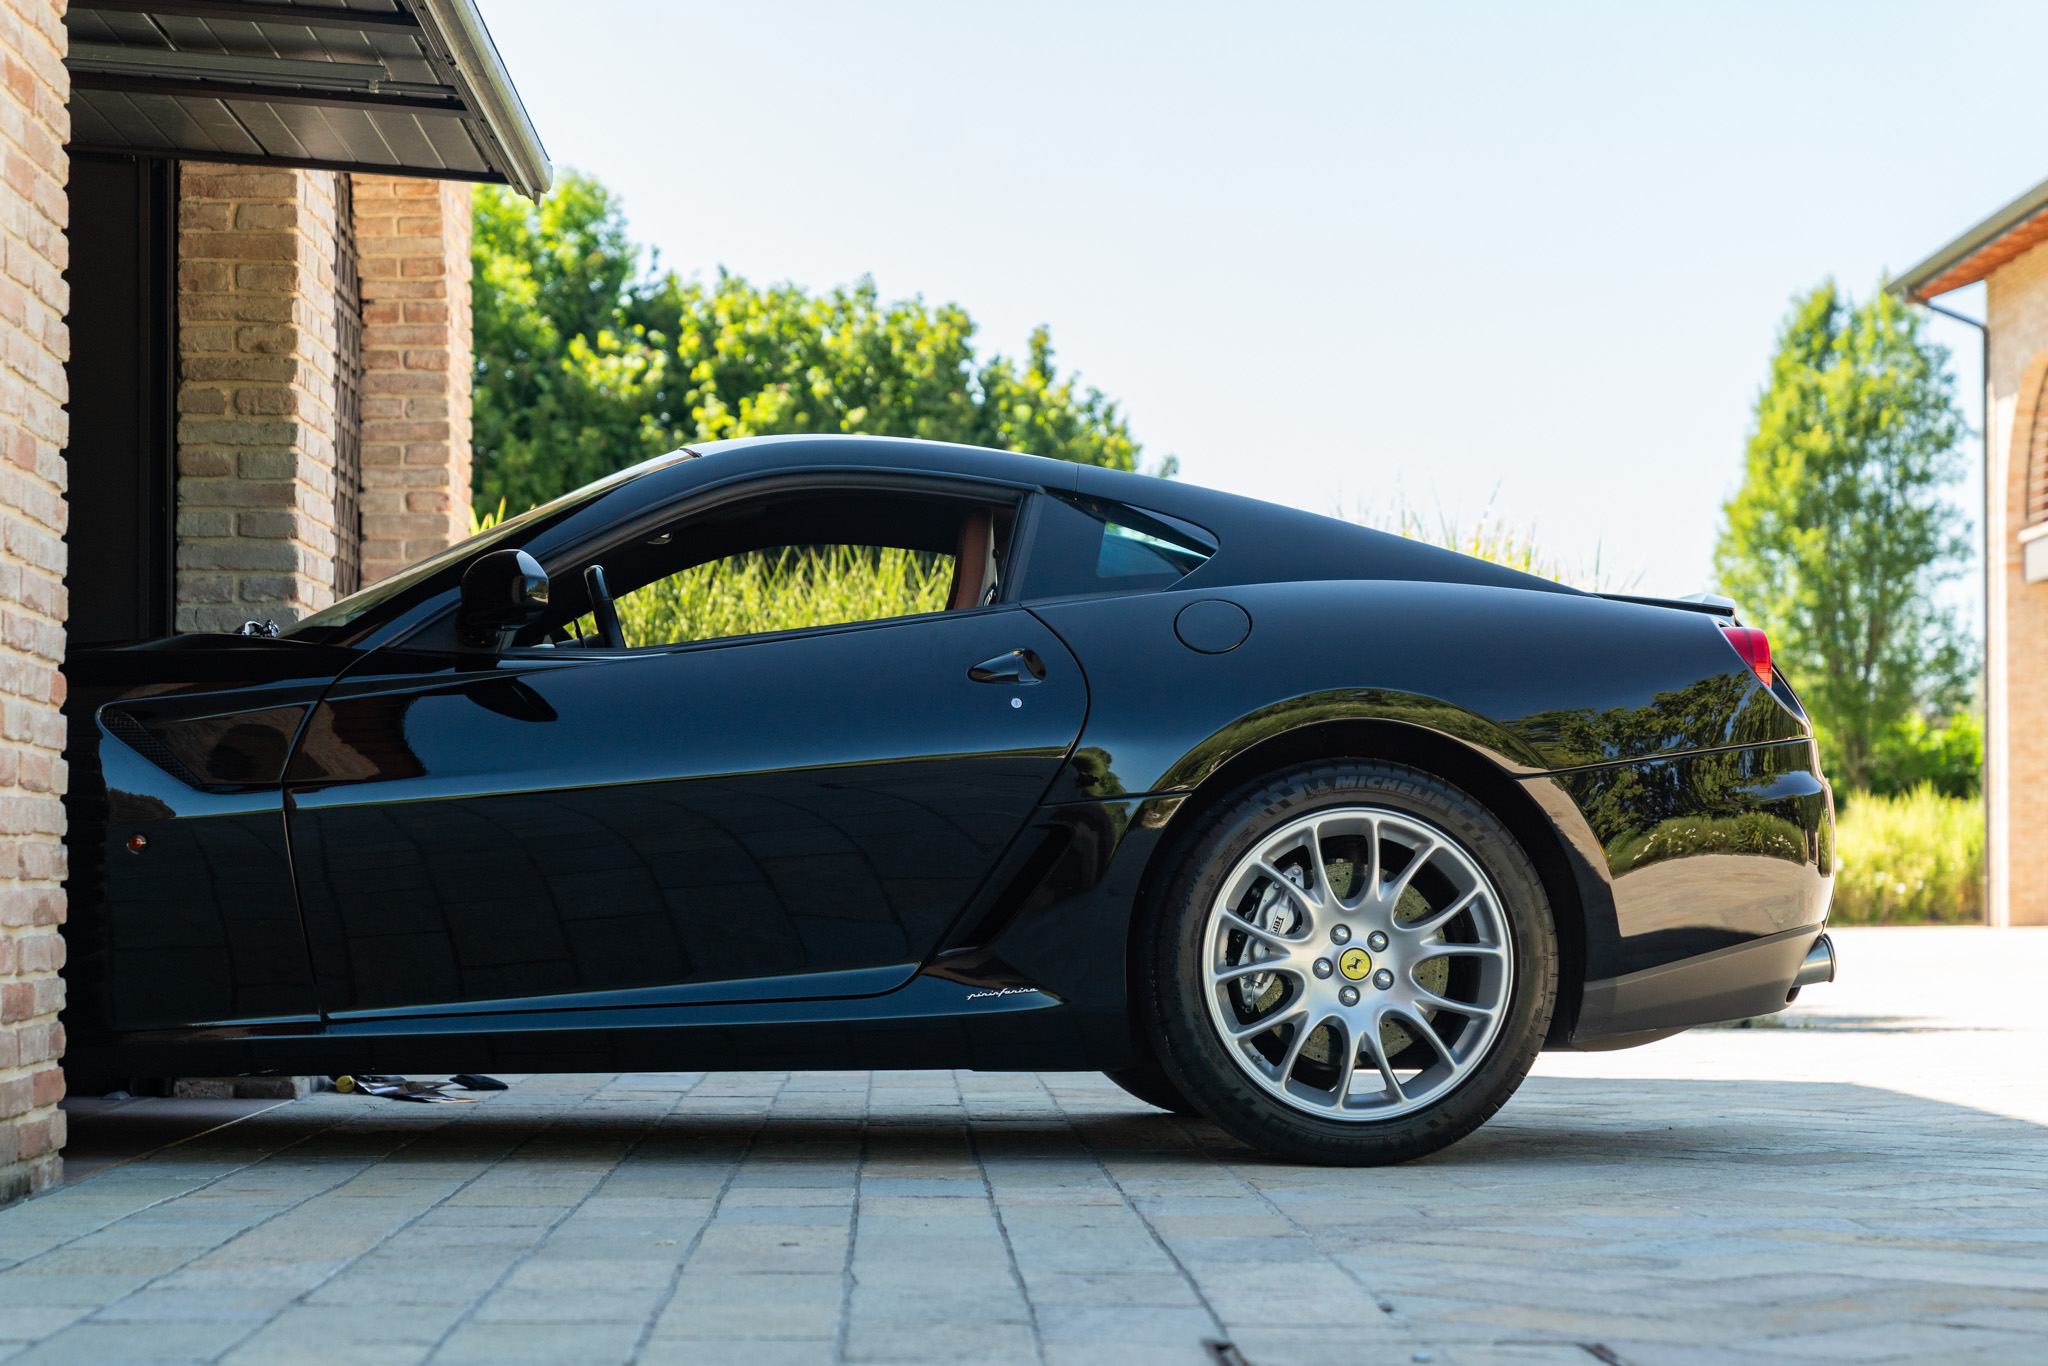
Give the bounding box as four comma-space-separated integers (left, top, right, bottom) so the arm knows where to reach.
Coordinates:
56, 1072, 2045, 1186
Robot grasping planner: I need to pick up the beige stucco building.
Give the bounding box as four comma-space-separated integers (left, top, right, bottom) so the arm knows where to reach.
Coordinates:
1895, 183, 2048, 928
0, 0, 547, 1205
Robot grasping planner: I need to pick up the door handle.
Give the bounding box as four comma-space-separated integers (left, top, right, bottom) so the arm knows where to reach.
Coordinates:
968, 649, 1046, 684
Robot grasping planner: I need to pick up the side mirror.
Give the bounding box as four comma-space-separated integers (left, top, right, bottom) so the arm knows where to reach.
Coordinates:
458, 549, 549, 647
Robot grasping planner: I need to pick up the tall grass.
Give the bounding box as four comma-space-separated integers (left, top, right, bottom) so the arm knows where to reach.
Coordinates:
1831, 784, 1983, 925
468, 497, 513, 536
1340, 493, 1640, 592
614, 546, 953, 647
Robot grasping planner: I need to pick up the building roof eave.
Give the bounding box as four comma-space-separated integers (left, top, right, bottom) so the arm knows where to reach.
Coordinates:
1891, 172, 2048, 302
411, 0, 551, 200
64, 0, 552, 200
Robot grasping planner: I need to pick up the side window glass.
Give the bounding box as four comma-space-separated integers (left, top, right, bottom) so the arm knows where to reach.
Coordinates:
1098, 521, 1203, 579
1018, 493, 1215, 601
525, 491, 1014, 649
613, 546, 951, 646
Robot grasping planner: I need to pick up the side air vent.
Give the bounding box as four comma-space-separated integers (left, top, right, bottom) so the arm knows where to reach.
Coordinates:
101, 704, 308, 790
102, 709, 205, 789
948, 823, 1078, 952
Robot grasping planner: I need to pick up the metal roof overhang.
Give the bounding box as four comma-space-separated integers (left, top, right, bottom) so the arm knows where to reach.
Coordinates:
1890, 172, 2048, 303
65, 0, 551, 198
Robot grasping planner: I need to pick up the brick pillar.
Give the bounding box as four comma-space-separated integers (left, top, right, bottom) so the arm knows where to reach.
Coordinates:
352, 176, 472, 585
2012, 366, 2048, 925
1987, 240, 2048, 927
0, 0, 71, 1203
173, 166, 343, 632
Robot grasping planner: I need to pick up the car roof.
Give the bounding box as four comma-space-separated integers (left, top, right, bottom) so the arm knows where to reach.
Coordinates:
685, 434, 1581, 598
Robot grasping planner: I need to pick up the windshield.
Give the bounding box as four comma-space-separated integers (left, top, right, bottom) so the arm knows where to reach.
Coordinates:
283, 449, 699, 639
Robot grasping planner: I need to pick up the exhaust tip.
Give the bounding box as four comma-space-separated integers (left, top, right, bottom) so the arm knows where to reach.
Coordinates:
1792, 933, 1835, 990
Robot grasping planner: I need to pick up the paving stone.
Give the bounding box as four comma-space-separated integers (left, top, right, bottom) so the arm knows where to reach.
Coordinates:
1033, 1303, 1217, 1343
221, 1343, 429, 1366
88, 1287, 301, 1324
638, 1341, 835, 1366
0, 1273, 150, 1308
6, 1317, 254, 1364
650, 1283, 842, 1340
431, 1320, 645, 1365
0, 1306, 87, 1343
1729, 1318, 2043, 1360
238, 1303, 462, 1345
842, 1319, 1038, 1364
1016, 1271, 1204, 1307
0, 928, 2040, 1363
1048, 1347, 1234, 1366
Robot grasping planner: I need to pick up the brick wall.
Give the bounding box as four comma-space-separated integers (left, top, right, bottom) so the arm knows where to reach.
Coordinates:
1987, 241, 2048, 927
0, 0, 70, 1203
352, 176, 472, 585
173, 166, 343, 632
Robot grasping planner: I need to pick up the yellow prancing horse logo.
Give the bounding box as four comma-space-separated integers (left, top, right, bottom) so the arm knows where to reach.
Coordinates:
1338, 947, 1372, 980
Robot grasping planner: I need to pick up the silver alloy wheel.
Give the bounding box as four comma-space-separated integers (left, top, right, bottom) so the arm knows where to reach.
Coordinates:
1201, 805, 1513, 1121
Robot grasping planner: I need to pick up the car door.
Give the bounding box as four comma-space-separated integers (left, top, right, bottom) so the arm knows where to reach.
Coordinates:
284, 524, 1086, 1019
66, 637, 352, 1034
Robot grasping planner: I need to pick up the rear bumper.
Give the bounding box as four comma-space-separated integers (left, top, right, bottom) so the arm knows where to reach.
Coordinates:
1540, 736, 1837, 1047
1564, 923, 1828, 1048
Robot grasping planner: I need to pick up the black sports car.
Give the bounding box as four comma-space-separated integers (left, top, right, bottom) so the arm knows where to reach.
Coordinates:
64, 435, 1836, 1163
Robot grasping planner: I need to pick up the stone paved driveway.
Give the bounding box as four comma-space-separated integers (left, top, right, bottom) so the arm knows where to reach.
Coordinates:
2, 927, 2043, 1366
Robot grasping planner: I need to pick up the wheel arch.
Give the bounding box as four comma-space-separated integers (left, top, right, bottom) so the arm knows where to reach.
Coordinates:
1129, 717, 1591, 1045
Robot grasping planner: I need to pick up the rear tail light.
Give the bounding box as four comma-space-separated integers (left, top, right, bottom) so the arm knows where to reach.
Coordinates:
1721, 625, 1772, 689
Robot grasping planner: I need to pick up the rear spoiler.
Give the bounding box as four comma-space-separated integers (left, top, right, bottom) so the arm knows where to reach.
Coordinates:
1594, 591, 1737, 619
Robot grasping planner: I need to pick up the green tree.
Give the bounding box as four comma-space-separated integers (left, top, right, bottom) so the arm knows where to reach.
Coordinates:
1714, 281, 1972, 790
471, 175, 683, 512
472, 173, 1155, 514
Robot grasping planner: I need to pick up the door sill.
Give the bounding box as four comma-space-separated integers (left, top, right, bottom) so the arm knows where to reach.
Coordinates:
324, 962, 920, 1023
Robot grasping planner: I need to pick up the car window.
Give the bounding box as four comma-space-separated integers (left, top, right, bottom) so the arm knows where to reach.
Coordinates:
1017, 492, 1215, 601
608, 544, 953, 647
519, 489, 1015, 649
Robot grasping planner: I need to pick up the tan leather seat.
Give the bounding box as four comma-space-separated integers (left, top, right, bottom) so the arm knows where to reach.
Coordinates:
949, 508, 998, 610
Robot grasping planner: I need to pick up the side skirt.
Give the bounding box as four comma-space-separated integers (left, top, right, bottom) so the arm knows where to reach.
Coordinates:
61, 974, 1105, 1079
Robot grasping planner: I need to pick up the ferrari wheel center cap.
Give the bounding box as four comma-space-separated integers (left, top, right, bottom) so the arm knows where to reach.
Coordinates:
1338, 947, 1372, 981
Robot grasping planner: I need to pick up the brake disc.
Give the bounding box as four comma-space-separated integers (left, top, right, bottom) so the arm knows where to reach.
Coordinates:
1234, 866, 1303, 1012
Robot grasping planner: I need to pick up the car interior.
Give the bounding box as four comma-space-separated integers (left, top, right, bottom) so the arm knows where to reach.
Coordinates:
512, 487, 1021, 650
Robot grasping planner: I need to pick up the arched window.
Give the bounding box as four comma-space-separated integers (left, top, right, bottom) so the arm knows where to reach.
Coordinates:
2019, 355, 2048, 582
2031, 371, 2048, 528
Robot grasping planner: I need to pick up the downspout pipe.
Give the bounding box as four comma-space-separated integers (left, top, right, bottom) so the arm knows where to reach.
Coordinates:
1907, 293, 1991, 927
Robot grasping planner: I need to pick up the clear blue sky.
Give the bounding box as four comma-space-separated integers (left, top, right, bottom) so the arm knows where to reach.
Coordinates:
481, 0, 2033, 607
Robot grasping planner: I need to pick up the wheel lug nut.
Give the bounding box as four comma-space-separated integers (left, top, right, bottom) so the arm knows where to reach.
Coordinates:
1313, 958, 1333, 979
1330, 925, 1351, 945
1339, 986, 1360, 1007
1367, 931, 1389, 952
1373, 968, 1395, 990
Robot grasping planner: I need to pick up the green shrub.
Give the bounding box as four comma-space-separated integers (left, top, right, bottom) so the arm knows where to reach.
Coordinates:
613, 546, 952, 647
1831, 784, 1982, 924
1862, 708, 1981, 799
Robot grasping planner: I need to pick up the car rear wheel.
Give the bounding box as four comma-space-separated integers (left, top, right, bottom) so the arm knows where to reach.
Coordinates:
1139, 761, 1556, 1164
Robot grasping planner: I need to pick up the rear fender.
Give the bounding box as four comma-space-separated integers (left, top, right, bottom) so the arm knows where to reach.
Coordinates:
1125, 715, 1606, 1047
